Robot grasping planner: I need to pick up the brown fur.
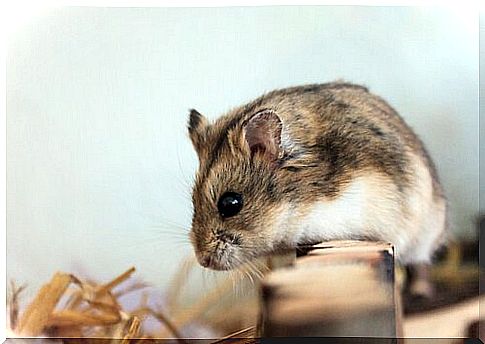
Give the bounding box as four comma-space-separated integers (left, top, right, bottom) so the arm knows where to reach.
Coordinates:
187, 82, 447, 270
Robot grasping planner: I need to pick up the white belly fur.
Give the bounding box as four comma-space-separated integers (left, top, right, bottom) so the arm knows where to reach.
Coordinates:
273, 154, 447, 263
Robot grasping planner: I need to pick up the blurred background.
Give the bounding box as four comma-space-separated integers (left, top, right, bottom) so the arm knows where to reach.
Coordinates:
6, 5, 480, 338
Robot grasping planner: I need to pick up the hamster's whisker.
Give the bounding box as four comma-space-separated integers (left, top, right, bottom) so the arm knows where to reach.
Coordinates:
246, 259, 266, 280
246, 270, 255, 286
246, 262, 262, 281
146, 227, 189, 237
228, 270, 237, 295
157, 225, 190, 233
233, 269, 249, 297
233, 257, 259, 286
144, 229, 191, 243
123, 236, 190, 251
238, 265, 254, 286
151, 220, 191, 232
175, 138, 195, 187
159, 157, 193, 198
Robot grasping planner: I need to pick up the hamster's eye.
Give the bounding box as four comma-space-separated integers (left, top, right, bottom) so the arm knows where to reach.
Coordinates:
217, 192, 243, 218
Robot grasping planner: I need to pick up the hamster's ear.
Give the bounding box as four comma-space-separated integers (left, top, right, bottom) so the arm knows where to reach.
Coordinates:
188, 109, 208, 154
243, 110, 282, 161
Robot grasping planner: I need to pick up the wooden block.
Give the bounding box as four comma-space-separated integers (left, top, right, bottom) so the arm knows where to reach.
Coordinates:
259, 241, 401, 339
265, 250, 297, 270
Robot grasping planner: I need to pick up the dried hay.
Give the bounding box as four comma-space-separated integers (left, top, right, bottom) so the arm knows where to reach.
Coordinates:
7, 258, 264, 343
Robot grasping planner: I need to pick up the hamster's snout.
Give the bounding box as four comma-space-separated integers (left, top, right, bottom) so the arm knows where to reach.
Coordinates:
214, 229, 242, 246
191, 229, 244, 270
195, 251, 232, 271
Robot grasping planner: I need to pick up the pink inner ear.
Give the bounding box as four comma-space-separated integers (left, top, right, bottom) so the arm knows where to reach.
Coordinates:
244, 110, 282, 159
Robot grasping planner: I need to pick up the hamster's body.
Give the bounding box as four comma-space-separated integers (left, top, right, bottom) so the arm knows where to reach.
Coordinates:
188, 82, 447, 271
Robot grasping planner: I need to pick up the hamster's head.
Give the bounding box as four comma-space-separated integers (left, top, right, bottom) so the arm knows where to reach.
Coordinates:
187, 108, 297, 270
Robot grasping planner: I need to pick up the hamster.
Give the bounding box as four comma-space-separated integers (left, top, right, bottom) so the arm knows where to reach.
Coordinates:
187, 82, 447, 273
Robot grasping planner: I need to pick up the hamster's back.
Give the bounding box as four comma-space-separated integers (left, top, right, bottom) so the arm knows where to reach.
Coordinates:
228, 82, 448, 262
241, 82, 445, 200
